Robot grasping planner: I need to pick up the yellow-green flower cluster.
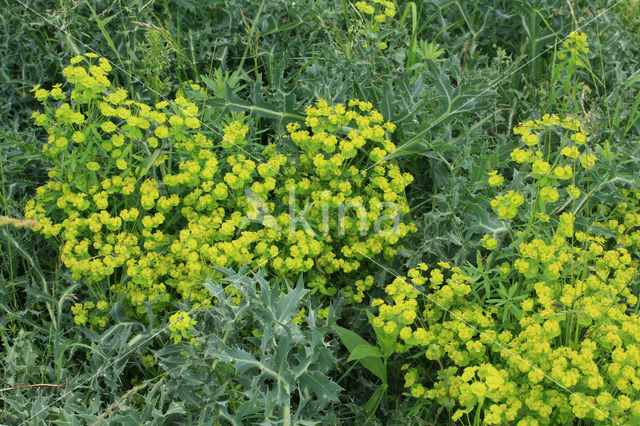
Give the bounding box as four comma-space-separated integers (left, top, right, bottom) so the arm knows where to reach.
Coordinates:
481, 234, 498, 250
370, 113, 640, 424
278, 98, 416, 296
25, 56, 416, 327
354, 0, 396, 23
490, 190, 525, 220
221, 120, 249, 149
558, 31, 590, 61
352, 0, 396, 49
487, 170, 504, 187
599, 189, 640, 252
373, 223, 640, 423
70, 300, 109, 329
490, 114, 597, 223
168, 311, 197, 344
372, 263, 497, 395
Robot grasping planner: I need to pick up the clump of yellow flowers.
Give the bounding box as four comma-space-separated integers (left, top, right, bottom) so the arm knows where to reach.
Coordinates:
353, 0, 396, 50
168, 311, 198, 344
486, 114, 596, 227
371, 116, 640, 424
354, 0, 396, 24
558, 31, 590, 63
25, 54, 415, 329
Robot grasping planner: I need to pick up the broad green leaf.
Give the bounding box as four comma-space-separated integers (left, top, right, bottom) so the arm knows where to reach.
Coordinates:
346, 344, 383, 362
467, 204, 507, 235
207, 337, 262, 374
90, 124, 103, 142
202, 278, 226, 299
332, 324, 386, 381
589, 225, 617, 239
380, 81, 394, 121
129, 126, 142, 140
207, 86, 304, 123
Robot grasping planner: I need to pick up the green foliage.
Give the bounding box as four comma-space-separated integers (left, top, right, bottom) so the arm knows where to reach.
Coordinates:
198, 269, 341, 423
334, 313, 392, 418
1, 270, 342, 423
3, 0, 640, 424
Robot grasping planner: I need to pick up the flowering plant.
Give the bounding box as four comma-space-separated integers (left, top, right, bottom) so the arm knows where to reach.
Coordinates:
352, 0, 397, 50
370, 114, 640, 424
25, 55, 415, 327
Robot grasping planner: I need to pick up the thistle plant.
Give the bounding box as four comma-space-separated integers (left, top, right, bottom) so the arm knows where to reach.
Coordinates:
190, 269, 342, 424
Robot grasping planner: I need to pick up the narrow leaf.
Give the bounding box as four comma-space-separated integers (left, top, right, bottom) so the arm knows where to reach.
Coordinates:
362, 383, 388, 417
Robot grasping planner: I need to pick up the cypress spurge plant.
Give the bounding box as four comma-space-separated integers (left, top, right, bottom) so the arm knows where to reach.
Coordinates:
24, 54, 416, 329
370, 115, 640, 424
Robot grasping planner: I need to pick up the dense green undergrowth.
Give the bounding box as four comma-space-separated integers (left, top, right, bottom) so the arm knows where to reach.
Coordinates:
1, 0, 640, 424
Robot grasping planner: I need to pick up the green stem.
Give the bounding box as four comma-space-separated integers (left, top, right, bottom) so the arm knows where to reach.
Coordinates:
0, 155, 17, 309
283, 383, 292, 426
